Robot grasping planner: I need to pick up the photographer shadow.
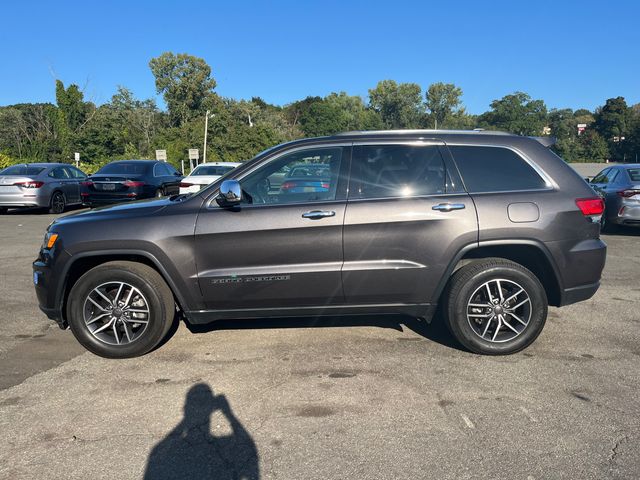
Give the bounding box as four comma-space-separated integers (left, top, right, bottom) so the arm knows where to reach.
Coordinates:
144, 383, 259, 480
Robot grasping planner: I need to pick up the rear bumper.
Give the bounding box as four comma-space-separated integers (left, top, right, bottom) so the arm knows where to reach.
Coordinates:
611, 203, 640, 226
560, 281, 600, 306
0, 192, 49, 208
546, 238, 606, 307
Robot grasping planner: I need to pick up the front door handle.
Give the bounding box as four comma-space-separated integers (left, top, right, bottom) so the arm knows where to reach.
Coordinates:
432, 203, 466, 212
302, 210, 336, 219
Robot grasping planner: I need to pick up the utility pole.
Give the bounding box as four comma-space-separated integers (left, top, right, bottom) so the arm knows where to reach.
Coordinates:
203, 110, 210, 164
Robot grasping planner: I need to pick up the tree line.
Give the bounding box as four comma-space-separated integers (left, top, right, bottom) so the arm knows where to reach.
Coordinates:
1, 52, 639, 173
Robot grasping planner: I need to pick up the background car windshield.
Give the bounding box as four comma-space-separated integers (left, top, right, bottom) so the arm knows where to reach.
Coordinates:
98, 163, 149, 175
627, 168, 640, 182
192, 165, 234, 176
1, 165, 46, 176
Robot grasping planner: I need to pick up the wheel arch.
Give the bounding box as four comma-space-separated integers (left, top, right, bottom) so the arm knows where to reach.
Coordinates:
435, 240, 563, 307
59, 250, 190, 323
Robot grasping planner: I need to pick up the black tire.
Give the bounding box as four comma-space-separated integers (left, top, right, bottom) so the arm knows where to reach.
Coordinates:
0, 207, 7, 214
444, 258, 548, 355
67, 261, 175, 358
49, 191, 66, 214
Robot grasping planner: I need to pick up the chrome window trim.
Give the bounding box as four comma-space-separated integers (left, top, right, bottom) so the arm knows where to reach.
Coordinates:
445, 143, 557, 191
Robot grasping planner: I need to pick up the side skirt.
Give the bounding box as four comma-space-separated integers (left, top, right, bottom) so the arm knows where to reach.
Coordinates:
185, 303, 436, 324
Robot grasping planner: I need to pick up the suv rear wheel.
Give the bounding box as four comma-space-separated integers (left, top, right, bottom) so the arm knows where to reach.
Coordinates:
444, 258, 548, 355
67, 261, 175, 358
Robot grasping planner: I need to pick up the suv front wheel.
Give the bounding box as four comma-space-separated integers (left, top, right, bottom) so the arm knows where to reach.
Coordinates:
444, 258, 548, 355
67, 261, 175, 358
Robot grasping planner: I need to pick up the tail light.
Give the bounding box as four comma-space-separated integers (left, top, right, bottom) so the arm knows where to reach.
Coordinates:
321, 182, 330, 189
123, 180, 145, 187
179, 182, 193, 188
14, 181, 44, 188
281, 181, 296, 191
575, 198, 604, 216
81, 181, 93, 186
618, 189, 640, 198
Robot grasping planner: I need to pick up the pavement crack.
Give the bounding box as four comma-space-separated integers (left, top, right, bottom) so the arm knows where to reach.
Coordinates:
608, 434, 628, 463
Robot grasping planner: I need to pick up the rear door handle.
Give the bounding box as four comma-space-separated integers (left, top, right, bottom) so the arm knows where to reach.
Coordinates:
302, 210, 336, 219
432, 203, 466, 212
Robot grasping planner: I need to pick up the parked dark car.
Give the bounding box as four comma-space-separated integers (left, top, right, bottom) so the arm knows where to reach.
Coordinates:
81, 160, 182, 206
0, 163, 87, 214
589, 164, 640, 231
279, 163, 331, 194
34, 130, 606, 358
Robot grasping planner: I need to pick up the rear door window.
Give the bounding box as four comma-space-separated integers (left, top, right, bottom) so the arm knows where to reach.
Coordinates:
605, 168, 619, 184
349, 145, 447, 199
49, 167, 70, 179
449, 146, 547, 193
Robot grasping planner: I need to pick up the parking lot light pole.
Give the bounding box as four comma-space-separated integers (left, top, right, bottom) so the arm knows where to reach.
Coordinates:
203, 111, 215, 163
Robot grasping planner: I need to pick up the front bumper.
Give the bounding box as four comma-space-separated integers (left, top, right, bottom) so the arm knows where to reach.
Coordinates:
33, 248, 71, 328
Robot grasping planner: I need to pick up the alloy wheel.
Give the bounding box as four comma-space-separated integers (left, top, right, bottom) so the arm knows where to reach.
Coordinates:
83, 281, 151, 346
51, 192, 65, 214
466, 278, 531, 343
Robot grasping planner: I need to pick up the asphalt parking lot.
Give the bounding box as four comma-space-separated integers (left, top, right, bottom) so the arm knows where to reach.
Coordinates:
1, 203, 639, 479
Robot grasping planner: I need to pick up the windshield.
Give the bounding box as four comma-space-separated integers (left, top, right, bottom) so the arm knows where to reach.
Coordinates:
97, 162, 150, 175
191, 165, 235, 176
1, 165, 46, 176
628, 168, 640, 182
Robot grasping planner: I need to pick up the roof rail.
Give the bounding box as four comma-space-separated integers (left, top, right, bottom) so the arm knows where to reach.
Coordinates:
334, 129, 515, 136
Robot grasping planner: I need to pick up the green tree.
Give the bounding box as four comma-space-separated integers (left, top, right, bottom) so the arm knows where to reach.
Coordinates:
577, 129, 609, 162
593, 97, 632, 160
149, 52, 217, 127
298, 92, 382, 136
479, 92, 547, 135
368, 80, 424, 129
425, 82, 463, 129
55, 80, 95, 161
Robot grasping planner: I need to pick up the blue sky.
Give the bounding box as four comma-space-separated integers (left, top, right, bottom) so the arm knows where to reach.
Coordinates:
2, 0, 639, 114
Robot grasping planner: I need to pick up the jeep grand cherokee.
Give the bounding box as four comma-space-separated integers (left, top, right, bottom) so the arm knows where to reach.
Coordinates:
33, 130, 606, 358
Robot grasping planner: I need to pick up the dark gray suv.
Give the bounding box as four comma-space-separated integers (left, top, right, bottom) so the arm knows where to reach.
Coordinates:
33, 130, 607, 358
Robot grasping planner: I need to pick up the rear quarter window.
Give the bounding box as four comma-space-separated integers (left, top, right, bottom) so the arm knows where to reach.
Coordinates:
449, 146, 547, 193
627, 168, 640, 182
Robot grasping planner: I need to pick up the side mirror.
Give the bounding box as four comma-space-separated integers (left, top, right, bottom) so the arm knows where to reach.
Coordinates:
216, 179, 242, 207
584, 177, 592, 183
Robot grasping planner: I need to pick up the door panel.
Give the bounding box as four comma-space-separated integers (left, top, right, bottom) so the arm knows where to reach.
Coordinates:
195, 202, 346, 309
342, 142, 477, 305
342, 195, 477, 304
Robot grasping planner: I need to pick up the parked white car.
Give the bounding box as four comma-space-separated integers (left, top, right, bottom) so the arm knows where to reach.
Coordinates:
179, 162, 241, 194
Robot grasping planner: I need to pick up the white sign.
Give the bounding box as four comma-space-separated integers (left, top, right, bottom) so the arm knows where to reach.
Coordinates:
188, 149, 199, 161
74, 152, 80, 162
155, 149, 167, 161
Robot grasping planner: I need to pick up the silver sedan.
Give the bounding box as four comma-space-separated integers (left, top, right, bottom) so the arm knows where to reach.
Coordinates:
590, 164, 640, 231
0, 163, 88, 214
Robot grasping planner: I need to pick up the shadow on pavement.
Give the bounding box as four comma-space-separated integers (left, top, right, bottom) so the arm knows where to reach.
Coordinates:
144, 383, 259, 480
186, 312, 465, 352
